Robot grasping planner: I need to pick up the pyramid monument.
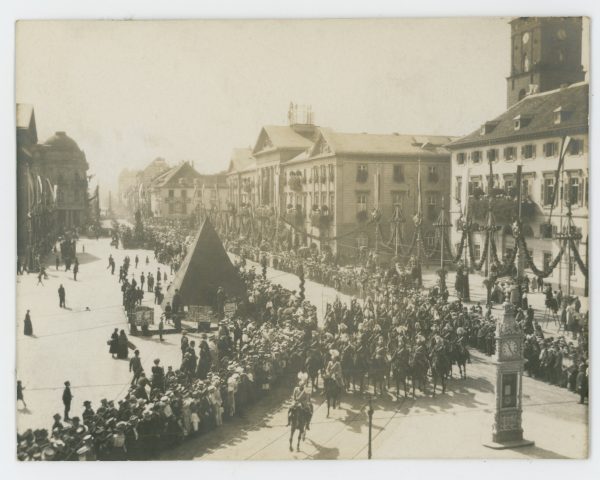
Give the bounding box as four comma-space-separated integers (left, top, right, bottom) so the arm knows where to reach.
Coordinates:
161, 218, 245, 309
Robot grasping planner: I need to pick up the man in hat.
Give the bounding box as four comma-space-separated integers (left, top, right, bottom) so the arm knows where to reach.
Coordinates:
52, 413, 63, 432
82, 400, 95, 425
62, 381, 73, 421
288, 374, 313, 430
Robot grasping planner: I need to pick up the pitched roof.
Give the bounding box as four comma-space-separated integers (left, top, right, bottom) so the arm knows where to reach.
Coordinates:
161, 219, 245, 309
313, 128, 454, 157
228, 148, 255, 173
16, 104, 35, 129
447, 82, 589, 149
253, 125, 314, 154
152, 162, 201, 188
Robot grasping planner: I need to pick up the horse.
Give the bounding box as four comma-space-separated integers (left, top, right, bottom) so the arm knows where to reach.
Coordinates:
323, 375, 342, 417
390, 345, 411, 399
305, 350, 323, 391
341, 344, 355, 391
408, 347, 429, 399
351, 347, 369, 393
369, 354, 388, 396
452, 339, 470, 379
430, 347, 452, 396
288, 405, 309, 452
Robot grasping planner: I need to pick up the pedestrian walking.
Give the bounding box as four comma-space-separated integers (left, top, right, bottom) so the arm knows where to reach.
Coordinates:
62, 381, 73, 421
58, 284, 66, 308
145, 255, 149, 265
17, 380, 27, 409
129, 350, 144, 385
55, 255, 60, 270
73, 258, 79, 281
158, 318, 164, 342
37, 270, 44, 286
82, 244, 85, 253
135, 255, 139, 268
23, 310, 33, 336
140, 272, 145, 290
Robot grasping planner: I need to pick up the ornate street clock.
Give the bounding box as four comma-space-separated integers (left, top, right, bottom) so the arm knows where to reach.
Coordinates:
484, 302, 534, 449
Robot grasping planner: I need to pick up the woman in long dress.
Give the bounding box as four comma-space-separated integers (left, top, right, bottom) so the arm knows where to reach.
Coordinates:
109, 328, 119, 358
117, 329, 129, 359
23, 310, 33, 336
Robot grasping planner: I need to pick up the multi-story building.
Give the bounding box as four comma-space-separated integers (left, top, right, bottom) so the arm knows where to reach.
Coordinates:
117, 168, 138, 205
281, 129, 453, 259
226, 110, 453, 260
16, 104, 55, 267
226, 148, 256, 209
37, 131, 89, 230
447, 18, 588, 294
149, 161, 227, 219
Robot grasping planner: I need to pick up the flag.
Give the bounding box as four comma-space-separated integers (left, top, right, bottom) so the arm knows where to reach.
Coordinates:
462, 166, 470, 217
36, 175, 43, 203
374, 167, 381, 209
550, 136, 571, 209
416, 159, 422, 218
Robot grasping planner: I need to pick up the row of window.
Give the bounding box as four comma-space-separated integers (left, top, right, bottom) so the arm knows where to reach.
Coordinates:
356, 165, 440, 183
456, 139, 584, 165
455, 174, 587, 207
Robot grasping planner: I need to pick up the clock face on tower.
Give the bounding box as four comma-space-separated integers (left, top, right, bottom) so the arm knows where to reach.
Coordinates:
522, 32, 530, 45
501, 339, 519, 359
557, 28, 567, 40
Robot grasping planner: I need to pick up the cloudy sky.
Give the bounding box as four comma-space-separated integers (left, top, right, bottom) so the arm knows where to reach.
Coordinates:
16, 18, 589, 199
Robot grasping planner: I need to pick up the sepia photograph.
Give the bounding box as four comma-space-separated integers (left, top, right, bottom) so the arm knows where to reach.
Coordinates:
13, 14, 590, 463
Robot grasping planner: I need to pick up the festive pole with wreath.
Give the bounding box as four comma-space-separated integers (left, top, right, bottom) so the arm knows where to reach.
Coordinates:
433, 197, 452, 293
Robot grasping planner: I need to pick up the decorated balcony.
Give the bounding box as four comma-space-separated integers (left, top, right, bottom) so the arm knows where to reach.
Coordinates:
310, 205, 332, 229
468, 195, 538, 224
285, 204, 304, 225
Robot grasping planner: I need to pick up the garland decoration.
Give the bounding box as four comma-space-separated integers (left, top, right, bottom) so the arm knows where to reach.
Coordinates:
518, 235, 565, 278
569, 237, 588, 277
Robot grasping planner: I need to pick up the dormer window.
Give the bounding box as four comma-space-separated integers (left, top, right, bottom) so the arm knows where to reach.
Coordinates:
480, 121, 500, 135
513, 114, 532, 131
553, 106, 571, 124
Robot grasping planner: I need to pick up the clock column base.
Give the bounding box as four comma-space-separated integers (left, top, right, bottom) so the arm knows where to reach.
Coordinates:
483, 439, 534, 450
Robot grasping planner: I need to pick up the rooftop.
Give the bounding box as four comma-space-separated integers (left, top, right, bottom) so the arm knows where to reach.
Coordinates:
447, 82, 589, 149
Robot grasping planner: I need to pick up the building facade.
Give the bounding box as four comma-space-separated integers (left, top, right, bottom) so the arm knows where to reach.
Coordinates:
448, 83, 588, 294
16, 104, 56, 267
225, 112, 453, 261
281, 129, 453, 259
448, 16, 588, 295
38, 131, 89, 230
149, 162, 227, 219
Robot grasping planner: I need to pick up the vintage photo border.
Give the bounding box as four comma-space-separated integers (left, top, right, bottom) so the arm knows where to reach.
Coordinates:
1, 0, 598, 479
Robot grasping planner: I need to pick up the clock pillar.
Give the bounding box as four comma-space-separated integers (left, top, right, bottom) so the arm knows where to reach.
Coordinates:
484, 302, 534, 449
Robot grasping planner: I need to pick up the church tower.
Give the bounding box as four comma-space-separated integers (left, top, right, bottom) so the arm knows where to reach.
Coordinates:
506, 17, 585, 108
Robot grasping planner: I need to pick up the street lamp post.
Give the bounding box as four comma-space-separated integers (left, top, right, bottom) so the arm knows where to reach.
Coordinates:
367, 395, 374, 459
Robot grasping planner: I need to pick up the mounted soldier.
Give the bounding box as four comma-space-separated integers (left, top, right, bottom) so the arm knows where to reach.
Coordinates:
287, 373, 313, 430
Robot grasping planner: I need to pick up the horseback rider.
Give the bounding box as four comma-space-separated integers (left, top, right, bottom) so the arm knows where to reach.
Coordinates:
287, 373, 313, 430
456, 326, 471, 363
325, 349, 344, 388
